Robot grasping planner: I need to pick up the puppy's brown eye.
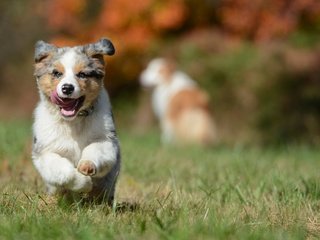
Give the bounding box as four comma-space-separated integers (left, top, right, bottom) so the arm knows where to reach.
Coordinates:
52, 69, 63, 78
77, 72, 87, 79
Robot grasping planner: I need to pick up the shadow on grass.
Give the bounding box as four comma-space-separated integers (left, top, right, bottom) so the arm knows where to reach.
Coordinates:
56, 193, 140, 214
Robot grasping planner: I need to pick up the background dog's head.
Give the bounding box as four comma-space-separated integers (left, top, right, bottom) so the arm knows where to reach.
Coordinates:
140, 58, 176, 88
34, 38, 115, 119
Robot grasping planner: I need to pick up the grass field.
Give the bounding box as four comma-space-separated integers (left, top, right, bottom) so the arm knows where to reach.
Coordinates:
0, 120, 320, 239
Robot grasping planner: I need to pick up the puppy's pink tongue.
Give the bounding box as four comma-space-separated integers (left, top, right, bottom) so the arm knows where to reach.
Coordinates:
61, 108, 76, 117
50, 91, 77, 108
50, 90, 79, 117
50, 90, 60, 105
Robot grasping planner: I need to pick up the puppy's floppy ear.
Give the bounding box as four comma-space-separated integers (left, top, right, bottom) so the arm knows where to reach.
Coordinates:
84, 38, 115, 57
35, 40, 57, 63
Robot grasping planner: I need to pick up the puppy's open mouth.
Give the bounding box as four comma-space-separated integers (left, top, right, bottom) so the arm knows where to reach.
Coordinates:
50, 91, 85, 118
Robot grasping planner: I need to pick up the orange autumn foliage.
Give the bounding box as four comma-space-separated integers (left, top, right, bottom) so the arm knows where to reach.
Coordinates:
45, 0, 87, 34
151, 0, 188, 31
42, 0, 189, 52
42, 0, 320, 49
39, 0, 320, 93
219, 0, 320, 41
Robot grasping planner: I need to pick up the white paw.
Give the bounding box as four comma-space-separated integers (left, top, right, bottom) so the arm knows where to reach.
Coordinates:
46, 184, 58, 195
68, 170, 93, 193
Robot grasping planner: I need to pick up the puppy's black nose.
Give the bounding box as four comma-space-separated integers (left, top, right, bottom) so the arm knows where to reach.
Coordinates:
61, 84, 74, 95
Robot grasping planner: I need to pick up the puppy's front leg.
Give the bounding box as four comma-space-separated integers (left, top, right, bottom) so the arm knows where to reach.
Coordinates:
33, 153, 92, 193
78, 139, 119, 178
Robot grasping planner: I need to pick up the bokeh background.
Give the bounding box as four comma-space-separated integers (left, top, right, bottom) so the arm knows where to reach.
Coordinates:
0, 0, 319, 145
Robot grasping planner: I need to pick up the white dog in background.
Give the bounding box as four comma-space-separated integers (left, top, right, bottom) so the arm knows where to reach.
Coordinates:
32, 38, 120, 204
140, 58, 217, 146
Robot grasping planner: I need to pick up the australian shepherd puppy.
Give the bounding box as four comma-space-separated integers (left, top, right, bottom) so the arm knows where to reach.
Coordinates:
140, 58, 217, 146
32, 38, 120, 204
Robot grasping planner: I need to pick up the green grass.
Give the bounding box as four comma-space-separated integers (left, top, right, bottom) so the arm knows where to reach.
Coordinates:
0, 120, 31, 164
1, 121, 320, 239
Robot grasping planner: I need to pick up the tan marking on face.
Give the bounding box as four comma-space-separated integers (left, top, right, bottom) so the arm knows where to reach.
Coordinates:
54, 62, 64, 71
73, 56, 105, 73
35, 62, 65, 98
74, 60, 105, 108
73, 61, 87, 75
79, 77, 102, 108
38, 75, 59, 97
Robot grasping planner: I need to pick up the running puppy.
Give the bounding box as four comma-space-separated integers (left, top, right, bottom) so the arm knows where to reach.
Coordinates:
140, 58, 217, 145
32, 38, 120, 204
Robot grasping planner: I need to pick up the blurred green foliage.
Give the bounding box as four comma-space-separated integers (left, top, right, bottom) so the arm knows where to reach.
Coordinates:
169, 35, 320, 144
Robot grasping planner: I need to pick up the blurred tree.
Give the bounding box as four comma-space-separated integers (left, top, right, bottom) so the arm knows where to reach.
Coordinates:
218, 0, 320, 41
39, 0, 320, 91
0, 0, 45, 117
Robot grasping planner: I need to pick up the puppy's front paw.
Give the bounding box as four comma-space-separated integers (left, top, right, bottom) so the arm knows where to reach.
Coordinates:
78, 160, 96, 176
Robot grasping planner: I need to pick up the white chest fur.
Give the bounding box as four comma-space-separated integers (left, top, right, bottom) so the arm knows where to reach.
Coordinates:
32, 90, 113, 166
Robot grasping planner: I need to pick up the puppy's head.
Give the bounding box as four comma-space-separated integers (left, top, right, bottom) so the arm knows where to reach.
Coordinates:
140, 58, 175, 88
34, 38, 115, 120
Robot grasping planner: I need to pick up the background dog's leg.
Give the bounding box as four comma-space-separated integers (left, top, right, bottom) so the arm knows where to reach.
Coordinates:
161, 120, 174, 144
33, 153, 92, 193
